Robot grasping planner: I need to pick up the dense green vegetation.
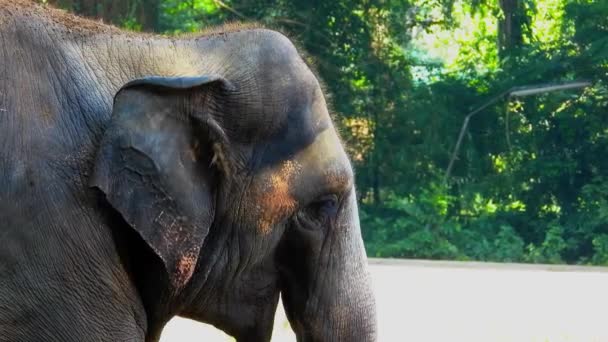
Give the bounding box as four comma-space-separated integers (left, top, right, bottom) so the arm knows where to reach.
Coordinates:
41, 0, 608, 265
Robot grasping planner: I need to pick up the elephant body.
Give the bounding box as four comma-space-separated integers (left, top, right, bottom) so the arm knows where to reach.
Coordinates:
0, 1, 376, 341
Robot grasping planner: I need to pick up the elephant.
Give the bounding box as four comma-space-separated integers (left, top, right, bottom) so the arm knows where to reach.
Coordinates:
0, 1, 376, 341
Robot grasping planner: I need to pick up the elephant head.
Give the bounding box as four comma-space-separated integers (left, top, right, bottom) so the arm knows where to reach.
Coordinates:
91, 29, 376, 341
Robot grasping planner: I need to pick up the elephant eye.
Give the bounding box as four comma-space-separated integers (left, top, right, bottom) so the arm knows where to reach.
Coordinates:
309, 194, 339, 219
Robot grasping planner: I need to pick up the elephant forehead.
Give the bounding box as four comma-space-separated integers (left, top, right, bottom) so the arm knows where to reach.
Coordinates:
295, 128, 353, 189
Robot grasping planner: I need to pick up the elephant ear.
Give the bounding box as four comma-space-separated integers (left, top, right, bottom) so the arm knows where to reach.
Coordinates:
91, 75, 232, 290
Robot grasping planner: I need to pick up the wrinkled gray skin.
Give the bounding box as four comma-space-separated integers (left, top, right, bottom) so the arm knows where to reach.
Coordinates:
0, 2, 376, 341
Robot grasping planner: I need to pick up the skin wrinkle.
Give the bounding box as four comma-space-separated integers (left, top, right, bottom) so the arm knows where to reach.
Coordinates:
27, 21, 105, 146
226, 174, 255, 283
15, 182, 141, 340
46, 52, 83, 142
62, 62, 100, 139
226, 185, 251, 284
0, 27, 8, 171
27, 43, 54, 139
108, 39, 134, 82
77, 43, 113, 94
11, 23, 37, 154
307, 218, 336, 318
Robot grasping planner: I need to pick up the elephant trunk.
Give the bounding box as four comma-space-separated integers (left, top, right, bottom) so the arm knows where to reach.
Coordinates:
299, 255, 376, 341
279, 191, 378, 341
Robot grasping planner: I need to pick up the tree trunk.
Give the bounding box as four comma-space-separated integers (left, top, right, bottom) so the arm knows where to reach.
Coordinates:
138, 0, 160, 32
498, 0, 528, 59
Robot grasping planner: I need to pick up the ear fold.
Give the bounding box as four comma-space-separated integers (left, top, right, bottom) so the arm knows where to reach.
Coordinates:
91, 76, 231, 289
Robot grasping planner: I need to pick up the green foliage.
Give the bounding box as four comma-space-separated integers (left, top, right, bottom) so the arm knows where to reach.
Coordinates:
361, 184, 461, 259
158, 0, 223, 33
524, 223, 567, 264
51, 0, 608, 265
591, 234, 608, 265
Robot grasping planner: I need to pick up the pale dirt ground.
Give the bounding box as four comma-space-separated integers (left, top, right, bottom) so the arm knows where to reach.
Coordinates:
160, 259, 608, 342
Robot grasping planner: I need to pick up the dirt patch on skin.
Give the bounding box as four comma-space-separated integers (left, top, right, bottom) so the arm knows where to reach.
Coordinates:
255, 160, 301, 234
174, 251, 198, 289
